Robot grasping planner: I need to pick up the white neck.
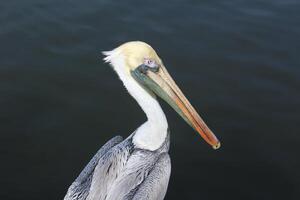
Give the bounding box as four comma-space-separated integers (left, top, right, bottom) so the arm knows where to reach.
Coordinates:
105, 52, 168, 151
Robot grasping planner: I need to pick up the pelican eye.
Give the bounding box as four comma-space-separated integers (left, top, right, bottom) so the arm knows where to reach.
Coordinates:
143, 58, 159, 72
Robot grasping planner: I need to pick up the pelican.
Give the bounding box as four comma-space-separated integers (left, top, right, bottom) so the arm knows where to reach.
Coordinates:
64, 41, 220, 200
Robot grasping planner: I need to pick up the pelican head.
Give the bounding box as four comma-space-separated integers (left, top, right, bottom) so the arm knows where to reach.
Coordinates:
103, 41, 220, 149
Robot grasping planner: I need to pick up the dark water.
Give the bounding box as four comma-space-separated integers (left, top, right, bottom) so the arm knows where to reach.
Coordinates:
1, 0, 300, 199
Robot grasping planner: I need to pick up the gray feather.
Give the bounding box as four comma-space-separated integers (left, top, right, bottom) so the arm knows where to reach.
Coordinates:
64, 136, 123, 200
64, 131, 171, 200
86, 136, 134, 200
132, 153, 171, 200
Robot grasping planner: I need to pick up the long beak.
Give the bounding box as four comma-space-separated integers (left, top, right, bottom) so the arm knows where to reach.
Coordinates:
131, 64, 221, 149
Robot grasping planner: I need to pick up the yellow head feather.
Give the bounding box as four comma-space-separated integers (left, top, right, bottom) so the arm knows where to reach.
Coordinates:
103, 41, 162, 74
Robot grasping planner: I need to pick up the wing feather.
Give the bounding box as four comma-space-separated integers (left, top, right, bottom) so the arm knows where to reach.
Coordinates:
86, 137, 133, 200
65, 134, 171, 200
132, 153, 171, 200
105, 151, 171, 200
64, 136, 123, 200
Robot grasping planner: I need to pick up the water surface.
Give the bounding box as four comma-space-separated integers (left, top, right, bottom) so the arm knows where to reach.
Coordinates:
1, 0, 300, 199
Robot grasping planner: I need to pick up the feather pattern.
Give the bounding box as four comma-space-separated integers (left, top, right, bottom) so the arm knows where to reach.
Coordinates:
64, 136, 123, 200
64, 131, 170, 200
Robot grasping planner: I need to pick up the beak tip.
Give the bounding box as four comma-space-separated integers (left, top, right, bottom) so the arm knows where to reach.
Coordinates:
212, 142, 221, 150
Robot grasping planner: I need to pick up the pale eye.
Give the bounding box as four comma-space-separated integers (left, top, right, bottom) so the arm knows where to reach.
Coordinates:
144, 58, 158, 69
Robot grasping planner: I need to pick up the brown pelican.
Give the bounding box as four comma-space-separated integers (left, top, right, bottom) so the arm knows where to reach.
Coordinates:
64, 41, 220, 200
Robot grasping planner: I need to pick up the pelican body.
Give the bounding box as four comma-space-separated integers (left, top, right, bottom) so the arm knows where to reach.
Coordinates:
64, 41, 220, 200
